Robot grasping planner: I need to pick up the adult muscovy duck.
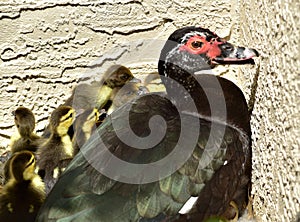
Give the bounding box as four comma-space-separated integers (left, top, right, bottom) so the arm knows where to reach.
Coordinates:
36, 26, 258, 222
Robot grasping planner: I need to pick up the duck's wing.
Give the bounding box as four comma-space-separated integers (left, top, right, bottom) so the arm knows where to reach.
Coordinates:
36, 93, 249, 222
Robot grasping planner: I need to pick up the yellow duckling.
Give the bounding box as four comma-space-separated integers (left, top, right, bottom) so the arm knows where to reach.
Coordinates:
10, 106, 40, 153
66, 65, 142, 111
0, 151, 45, 222
37, 106, 75, 194
72, 108, 100, 155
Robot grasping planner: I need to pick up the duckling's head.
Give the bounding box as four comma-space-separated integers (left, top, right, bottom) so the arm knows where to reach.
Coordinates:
73, 108, 100, 147
77, 108, 100, 134
12, 106, 35, 137
50, 106, 75, 136
9, 151, 36, 182
104, 65, 140, 88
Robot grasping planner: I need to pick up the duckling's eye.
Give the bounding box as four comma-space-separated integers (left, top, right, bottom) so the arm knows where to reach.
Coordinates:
120, 74, 129, 80
62, 112, 73, 122
191, 41, 203, 49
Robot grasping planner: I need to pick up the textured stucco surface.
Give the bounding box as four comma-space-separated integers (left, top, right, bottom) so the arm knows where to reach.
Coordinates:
0, 0, 299, 221
238, 1, 299, 221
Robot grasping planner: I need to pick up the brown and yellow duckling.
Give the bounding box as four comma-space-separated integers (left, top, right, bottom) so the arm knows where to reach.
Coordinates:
41, 65, 140, 138
37, 106, 75, 194
2, 107, 41, 185
107, 81, 149, 115
0, 150, 45, 222
66, 64, 142, 111
10, 106, 40, 153
102, 65, 141, 103
72, 108, 100, 155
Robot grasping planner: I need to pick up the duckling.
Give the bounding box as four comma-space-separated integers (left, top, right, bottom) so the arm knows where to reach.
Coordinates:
0, 150, 45, 222
10, 106, 40, 153
37, 106, 75, 194
66, 64, 142, 111
0, 151, 11, 185
107, 82, 149, 115
72, 108, 100, 155
41, 65, 141, 138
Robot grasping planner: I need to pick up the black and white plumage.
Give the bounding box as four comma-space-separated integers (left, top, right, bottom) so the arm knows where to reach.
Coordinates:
37, 26, 258, 222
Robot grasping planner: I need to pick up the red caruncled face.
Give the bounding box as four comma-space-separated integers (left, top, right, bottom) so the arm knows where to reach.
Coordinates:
179, 35, 223, 59
179, 33, 258, 64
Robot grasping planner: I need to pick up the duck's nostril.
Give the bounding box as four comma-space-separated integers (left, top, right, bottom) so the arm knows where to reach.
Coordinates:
223, 44, 234, 51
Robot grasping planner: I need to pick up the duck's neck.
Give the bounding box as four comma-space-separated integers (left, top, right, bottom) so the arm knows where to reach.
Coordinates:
165, 49, 211, 74
161, 66, 251, 134
159, 46, 212, 95
160, 64, 212, 113
51, 132, 74, 158
18, 125, 34, 138
158, 44, 251, 133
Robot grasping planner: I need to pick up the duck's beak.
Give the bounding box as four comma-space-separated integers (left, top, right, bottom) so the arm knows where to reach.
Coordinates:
75, 109, 85, 118
212, 42, 259, 64
129, 77, 142, 84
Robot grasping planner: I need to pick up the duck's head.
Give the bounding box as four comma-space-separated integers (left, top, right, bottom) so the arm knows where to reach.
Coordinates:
12, 106, 35, 137
104, 65, 141, 88
9, 150, 36, 182
50, 106, 75, 136
158, 26, 259, 132
158, 26, 258, 79
76, 108, 100, 134
73, 108, 100, 148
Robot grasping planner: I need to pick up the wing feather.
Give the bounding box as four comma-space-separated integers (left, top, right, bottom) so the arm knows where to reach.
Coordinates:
37, 94, 243, 221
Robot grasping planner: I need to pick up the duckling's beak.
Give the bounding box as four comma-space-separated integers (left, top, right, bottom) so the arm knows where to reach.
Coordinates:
213, 42, 259, 64
137, 86, 150, 95
129, 77, 142, 83
75, 109, 85, 118
95, 109, 107, 127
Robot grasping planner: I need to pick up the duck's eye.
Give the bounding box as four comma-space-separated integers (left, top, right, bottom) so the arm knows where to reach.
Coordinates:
215, 37, 222, 42
191, 41, 203, 49
63, 112, 73, 122
222, 45, 233, 51
120, 74, 128, 80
